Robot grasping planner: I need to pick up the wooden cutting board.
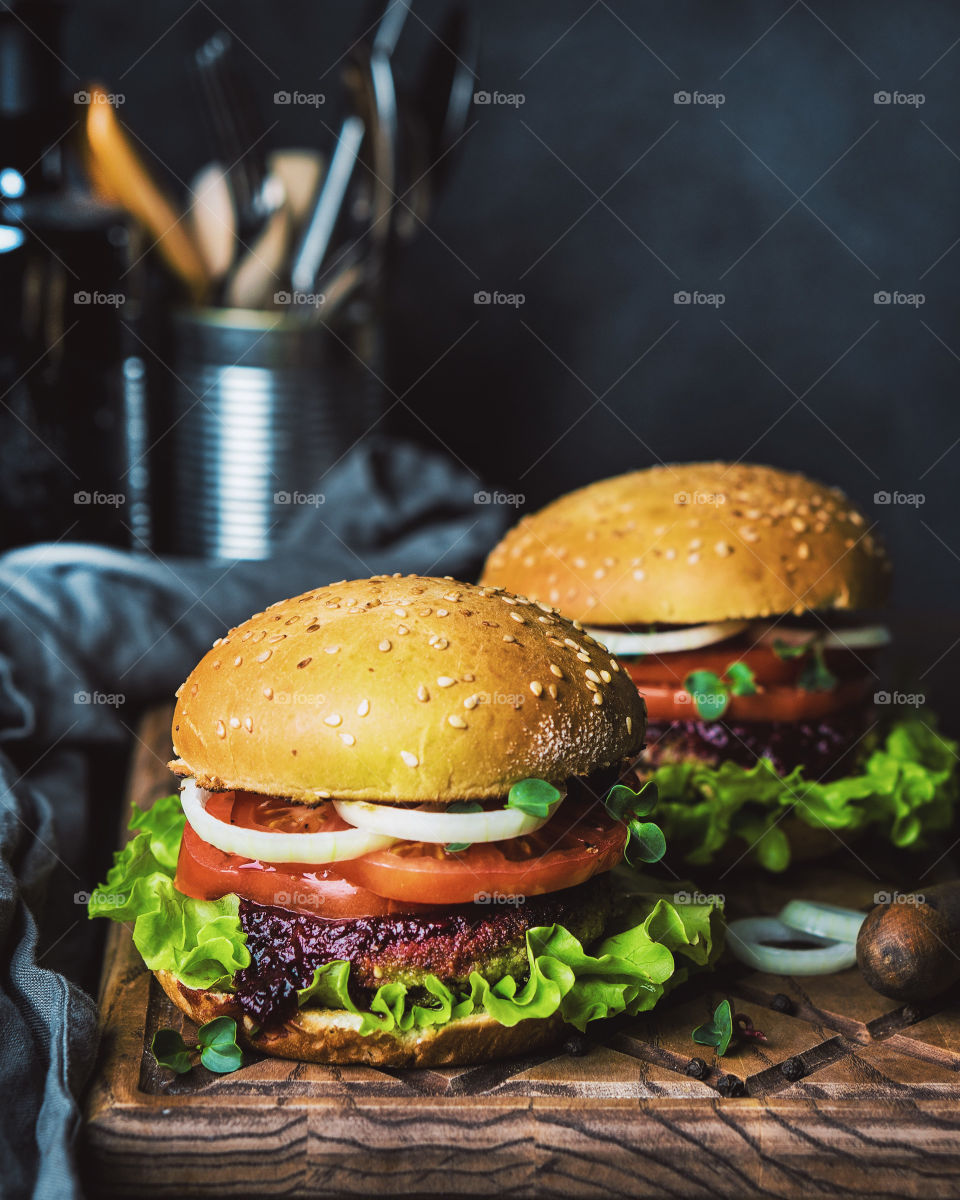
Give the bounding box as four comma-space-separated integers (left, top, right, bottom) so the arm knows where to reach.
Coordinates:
83, 707, 960, 1198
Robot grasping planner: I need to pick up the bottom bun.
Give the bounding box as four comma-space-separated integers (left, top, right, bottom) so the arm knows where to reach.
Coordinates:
155, 969, 566, 1067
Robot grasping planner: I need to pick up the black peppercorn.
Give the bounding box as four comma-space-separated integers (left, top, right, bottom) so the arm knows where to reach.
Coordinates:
562, 1033, 589, 1057
770, 993, 793, 1014
716, 1074, 745, 1098
780, 1056, 804, 1082
685, 1056, 708, 1079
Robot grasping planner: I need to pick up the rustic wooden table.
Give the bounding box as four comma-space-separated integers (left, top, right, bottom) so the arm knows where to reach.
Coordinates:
83, 708, 960, 1198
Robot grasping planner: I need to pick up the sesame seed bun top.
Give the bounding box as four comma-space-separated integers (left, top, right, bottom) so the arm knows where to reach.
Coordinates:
169, 575, 645, 803
480, 463, 890, 626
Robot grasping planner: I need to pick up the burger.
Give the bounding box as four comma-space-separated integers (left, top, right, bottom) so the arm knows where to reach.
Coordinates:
481, 463, 958, 871
89, 575, 721, 1067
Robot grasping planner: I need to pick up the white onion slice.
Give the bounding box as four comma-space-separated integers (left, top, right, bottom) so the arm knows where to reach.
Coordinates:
584, 620, 748, 657
332, 792, 561, 844
180, 778, 397, 863
752, 623, 891, 652
778, 900, 865, 945
726, 916, 857, 975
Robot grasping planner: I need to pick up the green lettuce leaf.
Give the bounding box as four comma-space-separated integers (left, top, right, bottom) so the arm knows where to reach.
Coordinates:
88, 793, 249, 989
650, 716, 958, 871
297, 894, 722, 1036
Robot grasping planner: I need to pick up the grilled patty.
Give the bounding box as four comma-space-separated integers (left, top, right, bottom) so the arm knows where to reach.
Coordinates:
641, 709, 869, 779
235, 878, 611, 1026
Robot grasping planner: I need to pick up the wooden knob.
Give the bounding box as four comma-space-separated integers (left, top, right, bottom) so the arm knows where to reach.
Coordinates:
857, 884, 960, 1001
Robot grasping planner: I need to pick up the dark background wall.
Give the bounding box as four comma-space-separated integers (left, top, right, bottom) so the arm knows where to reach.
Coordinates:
62, 1, 960, 613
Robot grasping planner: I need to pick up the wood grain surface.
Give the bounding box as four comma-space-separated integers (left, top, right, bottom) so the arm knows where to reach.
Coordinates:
82, 708, 960, 1198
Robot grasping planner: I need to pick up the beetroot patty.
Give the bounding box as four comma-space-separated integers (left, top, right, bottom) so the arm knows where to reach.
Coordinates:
235, 878, 610, 1026
641, 709, 870, 779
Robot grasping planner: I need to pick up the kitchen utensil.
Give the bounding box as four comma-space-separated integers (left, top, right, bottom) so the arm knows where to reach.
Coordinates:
223, 176, 291, 310
188, 161, 236, 283
857, 883, 960, 1000
84, 85, 209, 300
290, 116, 365, 296
398, 4, 477, 240
267, 149, 324, 233
194, 32, 279, 250
345, 44, 398, 281
417, 4, 476, 192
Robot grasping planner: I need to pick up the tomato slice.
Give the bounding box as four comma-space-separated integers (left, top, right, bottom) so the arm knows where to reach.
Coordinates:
634, 676, 873, 723
622, 642, 867, 688
175, 793, 433, 918
337, 802, 627, 905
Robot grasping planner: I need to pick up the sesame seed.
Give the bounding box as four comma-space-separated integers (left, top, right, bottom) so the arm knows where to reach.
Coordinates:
664, 548, 676, 560
324, 714, 342, 727
503, 634, 516, 643
256, 650, 271, 663
357, 699, 370, 717
340, 732, 356, 747
688, 552, 700, 564
401, 751, 419, 768
585, 668, 601, 683
549, 663, 564, 678
379, 639, 392, 652
463, 673, 475, 682
536, 601, 553, 613
592, 692, 604, 706
740, 527, 759, 543
577, 651, 591, 663
417, 685, 430, 702
229, 716, 240, 729
510, 612, 525, 624
715, 541, 731, 557
547, 683, 558, 699
626, 715, 633, 733
297, 657, 312, 669
263, 687, 274, 700
632, 568, 645, 581
797, 542, 810, 559
564, 637, 579, 649
448, 714, 467, 729
215, 720, 226, 739
394, 608, 407, 617
212, 638, 222, 648
241, 631, 252, 642
243, 717, 253, 733
610, 658, 620, 672
437, 609, 448, 617
437, 676, 456, 688
234, 656, 243, 667
269, 634, 286, 643
791, 517, 807, 533
464, 694, 479, 709
585, 679, 598, 692
530, 681, 543, 697
396, 625, 409, 636
501, 595, 517, 605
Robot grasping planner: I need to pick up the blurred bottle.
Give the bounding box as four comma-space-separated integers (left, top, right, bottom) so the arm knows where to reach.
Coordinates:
0, 0, 142, 552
